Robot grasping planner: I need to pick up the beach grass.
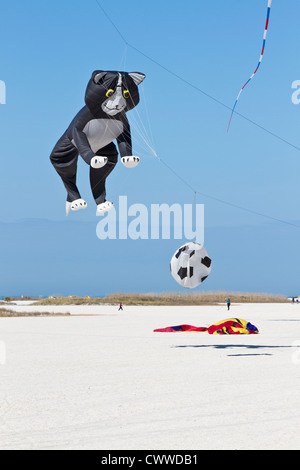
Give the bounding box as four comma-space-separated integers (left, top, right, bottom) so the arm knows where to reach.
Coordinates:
32, 292, 289, 306
0, 307, 70, 317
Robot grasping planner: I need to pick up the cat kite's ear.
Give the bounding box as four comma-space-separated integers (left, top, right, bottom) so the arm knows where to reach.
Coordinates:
128, 72, 146, 86
92, 71, 107, 84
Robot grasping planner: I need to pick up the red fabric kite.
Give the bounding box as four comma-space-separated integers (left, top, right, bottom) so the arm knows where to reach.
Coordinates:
154, 318, 259, 335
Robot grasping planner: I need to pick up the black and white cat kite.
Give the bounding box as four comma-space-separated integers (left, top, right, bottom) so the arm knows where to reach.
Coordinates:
50, 70, 145, 215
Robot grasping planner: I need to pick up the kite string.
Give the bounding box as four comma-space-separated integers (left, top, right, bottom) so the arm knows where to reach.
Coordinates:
94, 0, 300, 153
128, 103, 158, 158
157, 156, 300, 228
129, 94, 157, 156
140, 83, 156, 152
93, 0, 300, 229
119, 43, 128, 71
227, 0, 273, 132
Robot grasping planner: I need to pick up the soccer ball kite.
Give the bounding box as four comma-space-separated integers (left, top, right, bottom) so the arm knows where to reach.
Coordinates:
170, 242, 212, 289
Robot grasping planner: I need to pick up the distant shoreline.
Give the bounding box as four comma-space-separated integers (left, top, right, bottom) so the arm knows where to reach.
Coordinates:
1, 292, 290, 307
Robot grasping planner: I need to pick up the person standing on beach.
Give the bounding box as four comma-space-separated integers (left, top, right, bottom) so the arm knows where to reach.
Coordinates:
118, 303, 123, 311
226, 298, 231, 311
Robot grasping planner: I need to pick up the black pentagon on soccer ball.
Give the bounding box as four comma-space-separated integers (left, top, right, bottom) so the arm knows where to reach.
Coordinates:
201, 256, 211, 268
177, 267, 188, 280
177, 267, 193, 279
175, 246, 188, 259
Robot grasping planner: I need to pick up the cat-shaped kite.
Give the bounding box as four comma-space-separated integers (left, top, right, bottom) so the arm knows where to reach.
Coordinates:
50, 70, 145, 215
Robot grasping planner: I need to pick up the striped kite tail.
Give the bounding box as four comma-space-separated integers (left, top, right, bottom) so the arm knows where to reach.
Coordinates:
227, 0, 272, 132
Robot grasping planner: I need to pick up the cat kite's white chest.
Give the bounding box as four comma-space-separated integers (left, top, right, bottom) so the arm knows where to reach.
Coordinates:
83, 119, 124, 153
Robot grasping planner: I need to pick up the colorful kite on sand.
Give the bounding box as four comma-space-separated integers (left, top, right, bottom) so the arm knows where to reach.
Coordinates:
154, 318, 259, 335
227, 0, 273, 131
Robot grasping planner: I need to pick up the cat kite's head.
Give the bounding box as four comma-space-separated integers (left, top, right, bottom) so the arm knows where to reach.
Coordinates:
85, 70, 145, 116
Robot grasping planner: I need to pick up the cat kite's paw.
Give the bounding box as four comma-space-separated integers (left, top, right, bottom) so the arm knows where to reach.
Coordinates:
66, 199, 87, 216
91, 156, 108, 169
96, 201, 114, 215
121, 156, 140, 168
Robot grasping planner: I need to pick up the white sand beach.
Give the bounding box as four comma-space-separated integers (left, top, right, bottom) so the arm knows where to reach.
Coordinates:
0, 302, 299, 450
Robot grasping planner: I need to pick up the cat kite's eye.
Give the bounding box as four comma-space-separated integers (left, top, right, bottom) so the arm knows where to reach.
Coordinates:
123, 90, 130, 99
106, 89, 115, 98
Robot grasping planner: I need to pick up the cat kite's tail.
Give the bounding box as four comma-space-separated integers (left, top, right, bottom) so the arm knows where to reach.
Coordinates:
227, 0, 272, 132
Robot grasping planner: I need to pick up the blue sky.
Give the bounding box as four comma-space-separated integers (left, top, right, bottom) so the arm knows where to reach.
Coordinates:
0, 0, 300, 296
